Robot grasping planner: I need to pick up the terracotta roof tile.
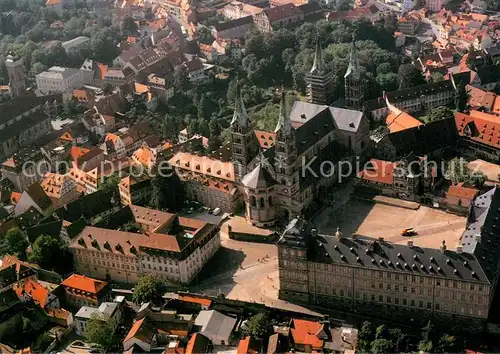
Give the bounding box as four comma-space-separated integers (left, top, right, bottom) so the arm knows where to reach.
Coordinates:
124, 318, 157, 344
14, 279, 50, 308
358, 159, 396, 185
178, 295, 211, 307
455, 110, 500, 149
386, 110, 423, 133
290, 319, 324, 349
61, 273, 108, 294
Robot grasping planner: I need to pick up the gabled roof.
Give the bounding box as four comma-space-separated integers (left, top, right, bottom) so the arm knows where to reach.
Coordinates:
263, 3, 302, 22
290, 319, 324, 349
357, 159, 396, 185
185, 333, 210, 354
25, 184, 52, 211
14, 279, 51, 308
61, 274, 108, 294
124, 318, 157, 344
194, 310, 237, 343
455, 110, 500, 149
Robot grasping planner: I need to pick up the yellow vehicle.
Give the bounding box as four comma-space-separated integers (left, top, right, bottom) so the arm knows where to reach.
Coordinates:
401, 228, 416, 236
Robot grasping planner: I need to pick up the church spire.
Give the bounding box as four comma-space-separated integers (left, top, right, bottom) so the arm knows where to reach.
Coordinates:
310, 38, 326, 75
230, 78, 249, 128
344, 33, 360, 79
275, 89, 293, 136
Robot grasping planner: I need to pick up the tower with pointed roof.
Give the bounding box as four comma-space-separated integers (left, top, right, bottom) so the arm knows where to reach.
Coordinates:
5, 52, 26, 98
344, 34, 366, 110
274, 90, 299, 211
306, 39, 334, 105
230, 80, 259, 182
241, 153, 277, 226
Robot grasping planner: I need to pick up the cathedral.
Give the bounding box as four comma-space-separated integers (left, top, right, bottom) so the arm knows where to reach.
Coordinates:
169, 36, 370, 226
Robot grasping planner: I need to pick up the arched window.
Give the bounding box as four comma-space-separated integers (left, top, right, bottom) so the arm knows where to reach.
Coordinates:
251, 196, 256, 207
259, 197, 265, 208
268, 195, 273, 206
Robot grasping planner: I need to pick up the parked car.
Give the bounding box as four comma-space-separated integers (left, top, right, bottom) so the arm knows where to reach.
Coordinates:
212, 207, 221, 216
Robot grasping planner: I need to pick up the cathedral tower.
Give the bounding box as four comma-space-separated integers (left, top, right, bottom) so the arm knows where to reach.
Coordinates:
306, 39, 334, 105
231, 80, 258, 182
5, 52, 26, 98
274, 90, 299, 212
344, 35, 365, 110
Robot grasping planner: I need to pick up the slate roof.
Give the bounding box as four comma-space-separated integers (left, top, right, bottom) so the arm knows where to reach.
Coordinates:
194, 310, 237, 343
0, 92, 61, 126
242, 164, 277, 189
328, 107, 364, 133
308, 233, 488, 283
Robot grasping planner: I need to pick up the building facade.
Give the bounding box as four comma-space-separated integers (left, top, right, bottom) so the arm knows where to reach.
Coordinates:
36, 67, 93, 97
69, 206, 221, 284
278, 187, 500, 330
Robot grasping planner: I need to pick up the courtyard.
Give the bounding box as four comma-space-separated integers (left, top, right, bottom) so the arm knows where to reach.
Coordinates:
312, 198, 467, 250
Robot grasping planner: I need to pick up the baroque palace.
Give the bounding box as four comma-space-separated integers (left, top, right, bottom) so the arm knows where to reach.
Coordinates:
278, 187, 500, 330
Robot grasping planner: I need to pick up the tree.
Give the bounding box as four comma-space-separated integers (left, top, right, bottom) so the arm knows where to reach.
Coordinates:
174, 65, 190, 92
102, 82, 114, 95
371, 339, 394, 353
430, 72, 444, 82
32, 333, 53, 353
29, 234, 72, 274
121, 16, 138, 37
2, 227, 28, 260
436, 334, 461, 353
98, 173, 121, 192
357, 321, 374, 352
208, 119, 222, 152
418, 321, 435, 352
150, 164, 185, 212
427, 106, 454, 122
132, 274, 167, 304
455, 81, 467, 112
244, 313, 273, 339
398, 64, 426, 89
445, 157, 470, 184
84, 313, 119, 352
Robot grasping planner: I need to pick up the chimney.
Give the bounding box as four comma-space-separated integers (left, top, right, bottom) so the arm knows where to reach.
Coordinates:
352, 233, 358, 240
407, 240, 413, 247
335, 227, 343, 240
440, 240, 447, 253
378, 237, 384, 242
311, 228, 318, 238
456, 245, 463, 253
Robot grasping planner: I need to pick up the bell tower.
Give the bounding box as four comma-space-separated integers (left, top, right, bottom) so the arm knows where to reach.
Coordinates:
230, 80, 258, 182
306, 38, 334, 105
5, 52, 26, 98
274, 90, 299, 208
344, 34, 365, 110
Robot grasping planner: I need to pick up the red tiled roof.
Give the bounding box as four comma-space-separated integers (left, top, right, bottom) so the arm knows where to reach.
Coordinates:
178, 295, 211, 307
254, 130, 276, 149
124, 318, 156, 344
185, 334, 210, 354
61, 274, 108, 294
10, 192, 21, 204
264, 3, 302, 22
455, 110, 500, 149
14, 279, 50, 308
290, 319, 324, 349
237, 336, 260, 354
358, 159, 396, 185
69, 146, 90, 162
386, 110, 423, 133
446, 183, 478, 200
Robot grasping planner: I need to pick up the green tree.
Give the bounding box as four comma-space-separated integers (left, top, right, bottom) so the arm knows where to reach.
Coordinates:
132, 274, 167, 304
121, 16, 138, 37
244, 313, 273, 339
84, 313, 119, 352
174, 65, 190, 92
430, 72, 444, 82
2, 227, 28, 260
371, 338, 394, 353
29, 234, 72, 273
418, 321, 435, 352
445, 157, 470, 184
208, 119, 222, 152
98, 173, 121, 192
436, 334, 460, 353
150, 164, 185, 212
357, 321, 374, 352
427, 106, 454, 122
32, 333, 53, 353
398, 63, 426, 89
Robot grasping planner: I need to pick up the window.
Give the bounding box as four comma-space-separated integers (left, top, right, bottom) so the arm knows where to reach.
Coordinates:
379, 283, 383, 289
395, 298, 400, 304
387, 297, 391, 304
410, 299, 415, 306
403, 286, 407, 292
259, 197, 265, 208
411, 287, 415, 294
419, 301, 424, 308
387, 284, 391, 290
395, 285, 399, 291
403, 298, 407, 306
251, 196, 256, 207
379, 295, 383, 302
